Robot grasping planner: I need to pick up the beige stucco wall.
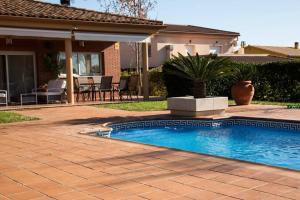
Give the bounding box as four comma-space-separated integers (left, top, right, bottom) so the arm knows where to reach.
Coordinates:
120, 33, 238, 69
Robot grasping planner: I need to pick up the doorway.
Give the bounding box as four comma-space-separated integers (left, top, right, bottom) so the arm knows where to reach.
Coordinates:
0, 52, 36, 102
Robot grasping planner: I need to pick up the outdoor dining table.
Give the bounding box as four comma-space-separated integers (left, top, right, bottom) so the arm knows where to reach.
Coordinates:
78, 81, 118, 101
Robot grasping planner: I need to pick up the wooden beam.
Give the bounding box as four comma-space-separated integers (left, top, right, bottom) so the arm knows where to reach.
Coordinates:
142, 42, 149, 100
65, 38, 74, 104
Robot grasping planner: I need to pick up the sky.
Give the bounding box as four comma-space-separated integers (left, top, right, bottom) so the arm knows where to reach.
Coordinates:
46, 0, 300, 46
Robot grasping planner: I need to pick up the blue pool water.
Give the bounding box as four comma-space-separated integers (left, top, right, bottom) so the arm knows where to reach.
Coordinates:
111, 124, 300, 170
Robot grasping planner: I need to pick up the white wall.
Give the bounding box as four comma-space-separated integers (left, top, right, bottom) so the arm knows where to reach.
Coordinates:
120, 33, 238, 69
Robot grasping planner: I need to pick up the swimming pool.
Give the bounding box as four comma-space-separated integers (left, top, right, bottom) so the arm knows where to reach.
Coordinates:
108, 119, 300, 170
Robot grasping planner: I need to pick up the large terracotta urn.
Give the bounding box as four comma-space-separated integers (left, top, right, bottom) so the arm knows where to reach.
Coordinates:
193, 80, 206, 98
231, 81, 255, 105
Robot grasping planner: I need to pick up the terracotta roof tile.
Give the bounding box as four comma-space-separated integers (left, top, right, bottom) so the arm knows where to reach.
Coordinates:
160, 24, 240, 36
0, 0, 163, 26
248, 46, 300, 57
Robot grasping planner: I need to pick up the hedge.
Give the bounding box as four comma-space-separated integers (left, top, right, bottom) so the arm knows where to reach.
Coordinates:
162, 60, 300, 102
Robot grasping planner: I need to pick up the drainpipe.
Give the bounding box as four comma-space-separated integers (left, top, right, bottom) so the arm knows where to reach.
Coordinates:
294, 42, 299, 49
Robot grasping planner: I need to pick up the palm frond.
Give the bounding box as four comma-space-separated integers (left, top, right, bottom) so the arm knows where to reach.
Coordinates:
164, 53, 232, 82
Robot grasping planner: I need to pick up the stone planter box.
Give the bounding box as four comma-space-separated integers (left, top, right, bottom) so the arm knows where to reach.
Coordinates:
167, 96, 228, 117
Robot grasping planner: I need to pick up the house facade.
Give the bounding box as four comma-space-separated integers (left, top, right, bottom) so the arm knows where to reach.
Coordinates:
120, 24, 240, 69
0, 0, 164, 103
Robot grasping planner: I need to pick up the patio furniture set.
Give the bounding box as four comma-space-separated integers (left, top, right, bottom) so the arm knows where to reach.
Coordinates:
74, 75, 140, 102
0, 75, 140, 106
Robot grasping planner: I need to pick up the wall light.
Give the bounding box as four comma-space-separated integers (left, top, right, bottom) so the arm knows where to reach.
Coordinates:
79, 41, 85, 47
5, 38, 12, 45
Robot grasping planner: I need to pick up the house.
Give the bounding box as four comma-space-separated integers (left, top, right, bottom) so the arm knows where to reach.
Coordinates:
239, 42, 300, 58
0, 0, 164, 104
220, 54, 291, 64
120, 24, 240, 69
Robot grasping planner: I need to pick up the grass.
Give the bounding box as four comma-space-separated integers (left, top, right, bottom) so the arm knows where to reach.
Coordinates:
98, 101, 167, 111
229, 100, 300, 107
98, 100, 300, 111
0, 112, 38, 124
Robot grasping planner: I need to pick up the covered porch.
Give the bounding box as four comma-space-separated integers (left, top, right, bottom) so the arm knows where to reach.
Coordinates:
0, 0, 164, 106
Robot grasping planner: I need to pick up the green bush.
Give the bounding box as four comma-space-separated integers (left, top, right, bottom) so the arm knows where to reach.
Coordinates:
254, 61, 300, 102
163, 60, 300, 102
149, 68, 167, 97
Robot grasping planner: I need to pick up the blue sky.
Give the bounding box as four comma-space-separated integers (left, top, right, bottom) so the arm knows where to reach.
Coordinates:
46, 0, 300, 46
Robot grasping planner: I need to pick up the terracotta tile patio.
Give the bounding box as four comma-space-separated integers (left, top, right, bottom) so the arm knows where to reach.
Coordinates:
0, 105, 300, 199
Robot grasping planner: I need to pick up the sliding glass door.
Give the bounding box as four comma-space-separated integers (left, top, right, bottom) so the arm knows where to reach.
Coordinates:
0, 55, 7, 91
0, 52, 36, 102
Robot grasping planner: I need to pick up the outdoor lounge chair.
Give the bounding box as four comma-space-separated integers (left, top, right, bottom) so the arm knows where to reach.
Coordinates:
0, 90, 8, 106
33, 79, 66, 104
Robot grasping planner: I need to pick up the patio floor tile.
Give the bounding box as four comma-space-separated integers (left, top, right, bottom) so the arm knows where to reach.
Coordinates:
8, 190, 45, 200
280, 189, 300, 199
27, 180, 73, 196
231, 189, 290, 200
230, 177, 268, 189
0, 105, 299, 200
139, 190, 178, 200
254, 183, 295, 195
183, 189, 225, 200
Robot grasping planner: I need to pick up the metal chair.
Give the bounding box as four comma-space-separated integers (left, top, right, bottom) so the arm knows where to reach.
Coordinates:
99, 76, 113, 101
113, 76, 130, 101
92, 76, 102, 101
128, 75, 140, 101
74, 77, 93, 102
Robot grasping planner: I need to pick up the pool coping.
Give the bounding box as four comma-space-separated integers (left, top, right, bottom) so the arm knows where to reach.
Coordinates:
94, 116, 300, 173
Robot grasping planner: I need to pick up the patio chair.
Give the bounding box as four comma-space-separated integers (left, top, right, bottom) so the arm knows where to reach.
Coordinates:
91, 76, 102, 101
113, 76, 130, 101
74, 77, 93, 102
0, 90, 8, 106
99, 76, 113, 101
33, 79, 66, 104
128, 75, 140, 101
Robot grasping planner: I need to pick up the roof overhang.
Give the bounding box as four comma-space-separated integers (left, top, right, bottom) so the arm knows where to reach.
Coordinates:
74, 32, 151, 43
0, 16, 165, 35
0, 27, 72, 39
0, 26, 152, 43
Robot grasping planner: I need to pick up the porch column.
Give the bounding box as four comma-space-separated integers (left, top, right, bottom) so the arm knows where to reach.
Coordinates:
65, 38, 74, 104
142, 42, 149, 100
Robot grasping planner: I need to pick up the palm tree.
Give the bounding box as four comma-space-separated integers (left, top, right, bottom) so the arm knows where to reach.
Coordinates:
164, 53, 231, 98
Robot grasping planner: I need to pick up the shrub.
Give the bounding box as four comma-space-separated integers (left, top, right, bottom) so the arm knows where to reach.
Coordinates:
254, 61, 300, 102
163, 53, 231, 98
163, 60, 300, 102
149, 68, 167, 97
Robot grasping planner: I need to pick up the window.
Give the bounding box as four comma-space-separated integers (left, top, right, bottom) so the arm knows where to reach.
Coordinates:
185, 45, 195, 55
209, 46, 222, 55
58, 52, 102, 76
148, 44, 152, 57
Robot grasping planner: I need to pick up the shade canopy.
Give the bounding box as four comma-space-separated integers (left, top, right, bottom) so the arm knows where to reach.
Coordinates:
74, 32, 151, 43
0, 27, 72, 39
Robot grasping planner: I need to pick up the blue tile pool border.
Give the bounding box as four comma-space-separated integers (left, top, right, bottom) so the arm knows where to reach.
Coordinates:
109, 118, 300, 132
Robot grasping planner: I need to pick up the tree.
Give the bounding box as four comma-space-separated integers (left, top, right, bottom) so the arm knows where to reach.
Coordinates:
97, 0, 156, 18
164, 53, 231, 98
97, 0, 157, 75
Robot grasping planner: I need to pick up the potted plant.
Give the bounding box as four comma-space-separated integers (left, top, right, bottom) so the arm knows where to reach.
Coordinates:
164, 53, 231, 98
44, 53, 64, 79
231, 63, 256, 105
